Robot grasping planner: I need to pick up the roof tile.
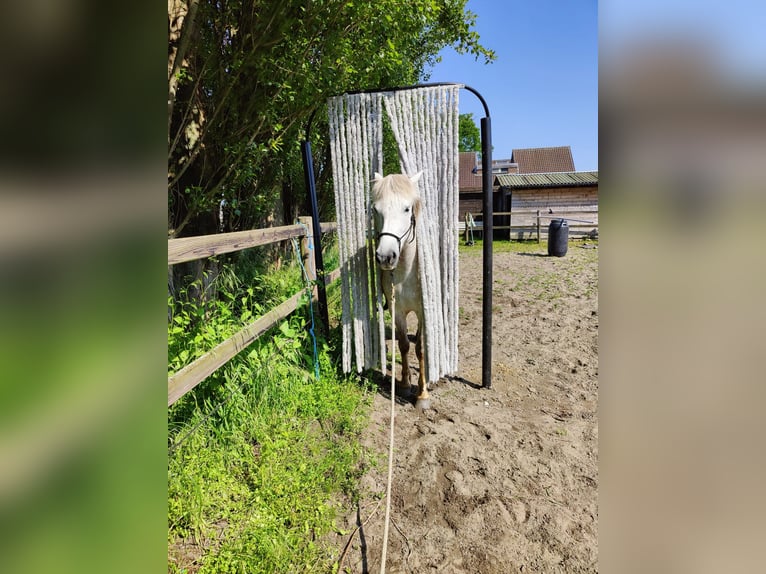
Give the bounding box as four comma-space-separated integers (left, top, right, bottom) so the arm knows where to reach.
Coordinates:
510, 146, 575, 173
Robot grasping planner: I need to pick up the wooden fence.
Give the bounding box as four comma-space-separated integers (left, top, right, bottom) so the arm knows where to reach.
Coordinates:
169, 207, 598, 405
460, 208, 599, 242
168, 217, 339, 406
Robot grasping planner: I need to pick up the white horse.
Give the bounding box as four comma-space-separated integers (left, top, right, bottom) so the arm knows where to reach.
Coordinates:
372, 172, 430, 410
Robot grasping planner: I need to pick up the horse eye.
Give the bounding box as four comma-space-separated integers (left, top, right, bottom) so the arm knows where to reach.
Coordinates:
404, 207, 411, 213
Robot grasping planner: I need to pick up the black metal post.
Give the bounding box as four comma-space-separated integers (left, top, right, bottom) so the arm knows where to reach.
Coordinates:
301, 140, 329, 333
480, 117, 493, 389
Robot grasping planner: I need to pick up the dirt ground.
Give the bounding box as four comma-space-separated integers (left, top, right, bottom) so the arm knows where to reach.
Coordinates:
332, 240, 598, 573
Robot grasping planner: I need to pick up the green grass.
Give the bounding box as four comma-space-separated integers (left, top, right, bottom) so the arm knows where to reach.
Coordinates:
458, 237, 598, 255
168, 240, 373, 573
168, 340, 371, 573
459, 238, 547, 255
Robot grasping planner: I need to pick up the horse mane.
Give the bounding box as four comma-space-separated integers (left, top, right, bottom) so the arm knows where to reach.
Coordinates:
372, 173, 420, 207
372, 174, 420, 203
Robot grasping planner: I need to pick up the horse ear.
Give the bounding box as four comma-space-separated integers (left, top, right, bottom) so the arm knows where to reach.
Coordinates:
409, 171, 423, 184
373, 172, 383, 182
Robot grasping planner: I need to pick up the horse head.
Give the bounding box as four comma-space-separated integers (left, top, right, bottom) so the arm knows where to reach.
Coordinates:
372, 171, 422, 270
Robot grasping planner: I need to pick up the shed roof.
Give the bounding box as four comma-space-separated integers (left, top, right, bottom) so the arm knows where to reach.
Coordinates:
510, 146, 575, 173
495, 171, 598, 189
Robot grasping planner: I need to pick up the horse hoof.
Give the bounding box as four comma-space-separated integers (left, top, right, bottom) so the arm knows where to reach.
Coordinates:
415, 398, 431, 411
395, 384, 412, 397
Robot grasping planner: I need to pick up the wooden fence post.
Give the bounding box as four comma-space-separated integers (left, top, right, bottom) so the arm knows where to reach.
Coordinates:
464, 212, 469, 243
537, 210, 541, 244
298, 216, 316, 288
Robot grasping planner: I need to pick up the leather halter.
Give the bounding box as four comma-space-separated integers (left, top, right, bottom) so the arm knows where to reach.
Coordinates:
376, 215, 416, 251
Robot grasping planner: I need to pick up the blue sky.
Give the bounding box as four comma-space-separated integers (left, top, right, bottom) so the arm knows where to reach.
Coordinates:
426, 0, 598, 171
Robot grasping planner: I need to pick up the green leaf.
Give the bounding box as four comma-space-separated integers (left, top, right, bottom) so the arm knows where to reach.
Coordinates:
279, 322, 296, 338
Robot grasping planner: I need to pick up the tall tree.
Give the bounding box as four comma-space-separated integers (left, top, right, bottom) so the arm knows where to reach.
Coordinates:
458, 112, 482, 152
168, 0, 494, 239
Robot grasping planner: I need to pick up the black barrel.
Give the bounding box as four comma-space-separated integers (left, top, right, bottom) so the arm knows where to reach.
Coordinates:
547, 219, 569, 257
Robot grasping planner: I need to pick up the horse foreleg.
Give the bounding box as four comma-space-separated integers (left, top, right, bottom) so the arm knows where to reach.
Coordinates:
394, 314, 412, 396
414, 328, 430, 410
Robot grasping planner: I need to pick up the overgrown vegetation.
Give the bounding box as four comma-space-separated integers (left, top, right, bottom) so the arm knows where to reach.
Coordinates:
168, 242, 372, 573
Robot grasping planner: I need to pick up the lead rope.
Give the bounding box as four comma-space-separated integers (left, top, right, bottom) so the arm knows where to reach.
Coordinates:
380, 280, 396, 574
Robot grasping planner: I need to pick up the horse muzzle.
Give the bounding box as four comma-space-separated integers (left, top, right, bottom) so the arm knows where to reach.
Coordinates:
375, 246, 399, 270
375, 217, 414, 270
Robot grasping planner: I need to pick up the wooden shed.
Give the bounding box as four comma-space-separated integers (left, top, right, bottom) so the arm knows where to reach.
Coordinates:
457, 148, 598, 240
494, 171, 599, 240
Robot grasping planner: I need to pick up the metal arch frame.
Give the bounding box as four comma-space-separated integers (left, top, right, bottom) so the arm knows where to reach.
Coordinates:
301, 82, 493, 389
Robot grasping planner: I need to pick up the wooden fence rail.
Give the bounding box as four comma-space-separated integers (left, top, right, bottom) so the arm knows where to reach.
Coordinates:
168, 220, 338, 406
461, 209, 598, 242
168, 221, 338, 265
169, 206, 597, 404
